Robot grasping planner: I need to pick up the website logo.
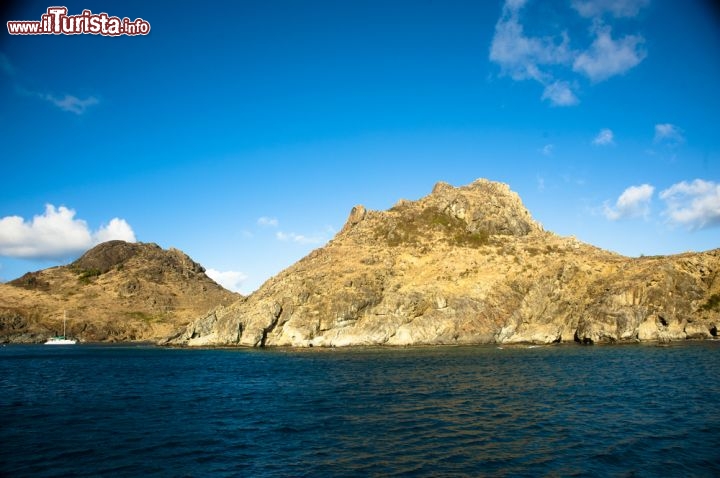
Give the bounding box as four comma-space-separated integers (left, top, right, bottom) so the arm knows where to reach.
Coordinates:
7, 7, 151, 36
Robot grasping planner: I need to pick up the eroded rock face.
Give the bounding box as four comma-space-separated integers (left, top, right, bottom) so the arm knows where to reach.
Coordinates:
169, 179, 720, 347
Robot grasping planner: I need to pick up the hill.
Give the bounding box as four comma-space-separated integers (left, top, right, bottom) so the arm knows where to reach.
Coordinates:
0, 241, 239, 343
168, 179, 720, 347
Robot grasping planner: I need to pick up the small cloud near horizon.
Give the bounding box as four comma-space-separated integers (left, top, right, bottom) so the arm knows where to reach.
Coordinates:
276, 225, 336, 246
276, 231, 325, 245
257, 216, 279, 227
660, 179, 720, 230
205, 268, 248, 293
603, 184, 654, 221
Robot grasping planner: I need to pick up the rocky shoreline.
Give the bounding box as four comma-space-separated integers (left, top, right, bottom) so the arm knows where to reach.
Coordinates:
3, 180, 718, 348
167, 179, 720, 348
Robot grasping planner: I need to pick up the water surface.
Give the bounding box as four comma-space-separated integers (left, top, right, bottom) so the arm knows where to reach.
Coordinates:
2, 342, 719, 476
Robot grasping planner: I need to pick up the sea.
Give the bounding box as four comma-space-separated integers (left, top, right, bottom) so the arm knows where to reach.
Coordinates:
1, 342, 719, 477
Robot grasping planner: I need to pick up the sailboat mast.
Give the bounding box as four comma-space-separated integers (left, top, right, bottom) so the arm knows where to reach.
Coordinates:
63, 310, 66, 337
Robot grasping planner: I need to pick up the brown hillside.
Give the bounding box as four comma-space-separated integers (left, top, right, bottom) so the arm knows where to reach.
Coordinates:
0, 241, 240, 343
169, 179, 720, 347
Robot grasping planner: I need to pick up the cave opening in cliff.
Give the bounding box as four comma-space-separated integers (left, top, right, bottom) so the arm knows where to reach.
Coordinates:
574, 331, 593, 345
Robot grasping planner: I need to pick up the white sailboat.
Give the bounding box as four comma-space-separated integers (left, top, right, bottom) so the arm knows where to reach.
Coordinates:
44, 311, 77, 345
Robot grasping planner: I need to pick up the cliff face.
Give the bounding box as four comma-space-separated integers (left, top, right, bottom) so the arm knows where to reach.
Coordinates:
0, 241, 239, 343
170, 179, 720, 347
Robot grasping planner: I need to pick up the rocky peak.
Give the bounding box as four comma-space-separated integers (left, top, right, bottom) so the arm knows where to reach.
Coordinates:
341, 178, 542, 242
71, 241, 205, 276
71, 240, 145, 273
423, 179, 542, 236
341, 205, 368, 233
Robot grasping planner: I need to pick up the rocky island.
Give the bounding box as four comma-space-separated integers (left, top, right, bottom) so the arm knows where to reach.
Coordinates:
167, 179, 719, 347
0, 241, 239, 343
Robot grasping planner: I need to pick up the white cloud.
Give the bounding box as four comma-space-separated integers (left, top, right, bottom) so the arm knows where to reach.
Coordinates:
542, 80, 579, 106
537, 175, 546, 192
654, 123, 685, 146
205, 268, 247, 293
0, 204, 136, 260
257, 216, 279, 227
16, 87, 98, 115
573, 27, 646, 82
489, 1, 573, 82
505, 0, 528, 9
540, 144, 554, 156
275, 231, 327, 245
47, 94, 99, 115
94, 218, 136, 244
603, 184, 654, 220
660, 180, 720, 229
592, 128, 615, 145
275, 226, 337, 245
572, 0, 650, 18
7, 59, 97, 114
489, 0, 649, 105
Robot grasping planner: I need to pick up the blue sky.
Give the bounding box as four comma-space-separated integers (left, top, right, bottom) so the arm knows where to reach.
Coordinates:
1, 0, 718, 294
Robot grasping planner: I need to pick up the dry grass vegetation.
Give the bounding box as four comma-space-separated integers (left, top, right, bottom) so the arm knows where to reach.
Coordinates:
0, 241, 240, 343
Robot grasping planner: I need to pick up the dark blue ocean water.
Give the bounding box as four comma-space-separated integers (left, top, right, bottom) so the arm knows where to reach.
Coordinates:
1, 342, 719, 477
